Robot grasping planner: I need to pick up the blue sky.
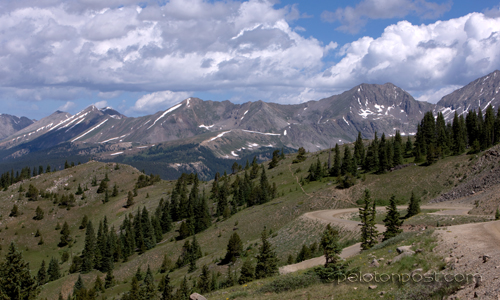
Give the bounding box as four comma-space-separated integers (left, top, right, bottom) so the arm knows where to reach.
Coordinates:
0, 0, 499, 119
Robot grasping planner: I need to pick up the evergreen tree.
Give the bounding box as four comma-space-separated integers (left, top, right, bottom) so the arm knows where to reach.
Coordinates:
254, 228, 278, 279
81, 221, 96, 273
94, 275, 105, 293
383, 195, 403, 241
359, 190, 378, 250
135, 266, 143, 281
175, 277, 190, 300
295, 244, 312, 263
198, 265, 211, 294
112, 183, 119, 197
141, 265, 156, 299
405, 191, 421, 218
224, 232, 243, 263
9, 204, 19, 217
159, 274, 174, 300
160, 254, 172, 273
495, 208, 500, 221
354, 131, 365, 165
340, 145, 352, 176
378, 133, 388, 173
126, 191, 134, 208
79, 215, 88, 229
239, 260, 255, 284
127, 277, 140, 300
104, 269, 115, 289
96, 180, 107, 194
73, 275, 85, 294
102, 189, 109, 203
330, 143, 341, 177
393, 131, 404, 166
320, 224, 342, 267
75, 184, 83, 195
0, 243, 39, 299
268, 149, 280, 169
47, 257, 61, 282
37, 260, 48, 286
293, 147, 307, 163
59, 221, 72, 247
34, 206, 44, 220
405, 136, 413, 157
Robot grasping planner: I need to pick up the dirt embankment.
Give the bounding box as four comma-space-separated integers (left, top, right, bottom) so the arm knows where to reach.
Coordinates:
431, 148, 500, 215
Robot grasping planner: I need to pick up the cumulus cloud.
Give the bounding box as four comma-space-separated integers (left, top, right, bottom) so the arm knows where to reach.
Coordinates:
0, 0, 499, 114
93, 100, 108, 109
321, 0, 452, 34
132, 90, 191, 113
58, 101, 76, 111
316, 12, 500, 98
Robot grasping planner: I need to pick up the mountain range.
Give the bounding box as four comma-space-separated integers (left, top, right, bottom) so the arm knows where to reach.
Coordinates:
1, 70, 499, 179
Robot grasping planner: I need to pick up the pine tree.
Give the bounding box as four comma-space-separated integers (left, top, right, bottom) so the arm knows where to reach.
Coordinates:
81, 221, 96, 273
198, 265, 211, 294
331, 143, 341, 177
175, 276, 190, 300
405, 191, 421, 219
79, 215, 88, 230
76, 184, 83, 195
359, 190, 378, 250
0, 243, 39, 299
141, 265, 156, 298
96, 180, 107, 194
128, 276, 140, 299
94, 275, 105, 292
59, 221, 71, 247
268, 149, 280, 169
112, 183, 119, 197
239, 259, 255, 284
73, 275, 85, 294
224, 232, 243, 263
383, 195, 403, 241
47, 257, 61, 282
35, 229, 41, 237
9, 204, 19, 217
126, 191, 134, 208
103, 189, 109, 203
293, 147, 307, 163
320, 224, 342, 267
159, 274, 174, 300
354, 131, 365, 165
495, 208, 500, 220
159, 254, 172, 273
34, 206, 44, 220
141, 207, 157, 249
393, 131, 403, 166
37, 260, 48, 285
295, 244, 312, 262
254, 228, 278, 279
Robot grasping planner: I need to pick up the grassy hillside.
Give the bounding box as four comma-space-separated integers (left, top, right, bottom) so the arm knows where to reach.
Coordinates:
0, 141, 492, 299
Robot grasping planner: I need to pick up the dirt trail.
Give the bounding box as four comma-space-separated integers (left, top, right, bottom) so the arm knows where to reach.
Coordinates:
279, 204, 474, 275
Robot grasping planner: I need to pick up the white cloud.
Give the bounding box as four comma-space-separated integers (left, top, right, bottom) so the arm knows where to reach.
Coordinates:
93, 100, 108, 109
98, 91, 121, 99
316, 12, 500, 98
321, 0, 452, 34
132, 90, 191, 113
58, 101, 76, 111
416, 85, 462, 103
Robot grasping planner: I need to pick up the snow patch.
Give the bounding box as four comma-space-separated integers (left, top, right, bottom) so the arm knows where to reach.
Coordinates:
284, 130, 287, 136
110, 152, 123, 156
241, 110, 249, 120
242, 130, 280, 136
343, 116, 350, 125
231, 151, 239, 157
359, 109, 374, 119
71, 119, 109, 142
100, 136, 120, 143
147, 103, 183, 129
199, 124, 214, 129
209, 131, 231, 141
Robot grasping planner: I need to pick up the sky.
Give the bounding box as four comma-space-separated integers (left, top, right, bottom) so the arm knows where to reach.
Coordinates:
1, 0, 500, 119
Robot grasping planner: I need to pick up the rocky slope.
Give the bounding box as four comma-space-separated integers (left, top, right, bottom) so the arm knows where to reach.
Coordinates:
0, 114, 33, 140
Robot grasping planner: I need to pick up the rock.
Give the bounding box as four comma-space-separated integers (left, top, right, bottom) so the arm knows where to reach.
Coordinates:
370, 259, 380, 267
415, 248, 423, 254
444, 257, 454, 264
369, 285, 377, 290
483, 254, 491, 263
379, 257, 385, 261
392, 251, 414, 263
379, 291, 386, 295
190, 293, 207, 300
396, 246, 413, 254
474, 275, 482, 288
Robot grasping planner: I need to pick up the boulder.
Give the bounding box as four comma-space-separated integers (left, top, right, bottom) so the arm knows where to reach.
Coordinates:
190, 293, 207, 300
370, 259, 380, 267
392, 251, 414, 263
396, 246, 413, 254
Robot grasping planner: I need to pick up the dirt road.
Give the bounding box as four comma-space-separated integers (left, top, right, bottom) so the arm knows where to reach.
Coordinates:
279, 204, 475, 275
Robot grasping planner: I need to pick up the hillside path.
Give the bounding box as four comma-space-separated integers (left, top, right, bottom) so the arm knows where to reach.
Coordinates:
279, 204, 475, 274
